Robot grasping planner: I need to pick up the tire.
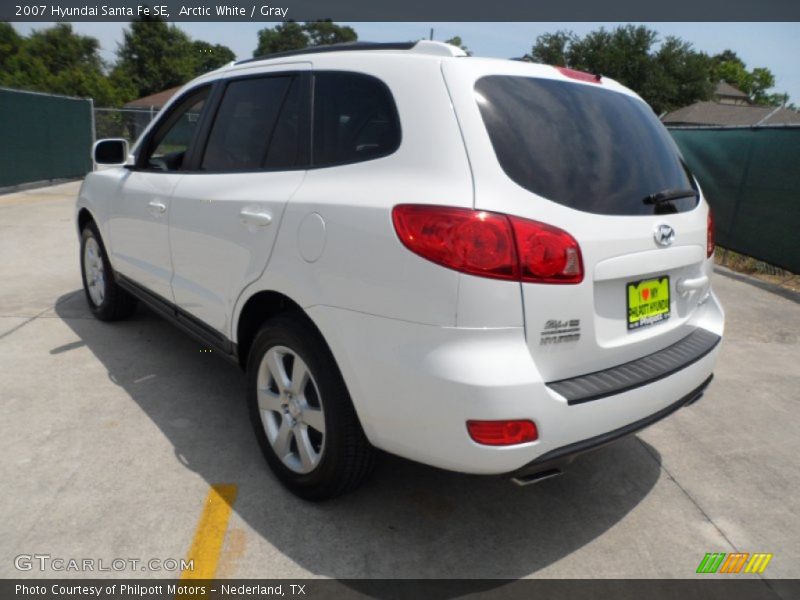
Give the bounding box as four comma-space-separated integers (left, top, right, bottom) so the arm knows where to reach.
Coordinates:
246, 314, 376, 500
80, 222, 137, 321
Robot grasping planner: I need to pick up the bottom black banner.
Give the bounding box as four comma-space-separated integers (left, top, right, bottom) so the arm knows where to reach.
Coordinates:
3, 579, 799, 600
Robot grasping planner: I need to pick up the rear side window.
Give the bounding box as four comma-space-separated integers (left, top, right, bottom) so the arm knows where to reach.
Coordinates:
475, 76, 697, 216
201, 76, 294, 171
312, 72, 400, 167
264, 77, 304, 170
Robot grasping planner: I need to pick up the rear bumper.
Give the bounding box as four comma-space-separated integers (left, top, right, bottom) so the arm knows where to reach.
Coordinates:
510, 375, 713, 482
308, 292, 724, 475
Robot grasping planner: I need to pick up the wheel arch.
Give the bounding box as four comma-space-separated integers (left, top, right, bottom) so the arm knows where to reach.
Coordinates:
77, 207, 95, 235
236, 290, 322, 370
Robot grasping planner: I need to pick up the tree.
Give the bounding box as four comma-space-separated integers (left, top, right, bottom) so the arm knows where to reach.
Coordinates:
444, 36, 471, 56
113, 17, 196, 98
0, 23, 122, 106
0, 21, 236, 106
646, 37, 714, 115
192, 40, 236, 74
114, 17, 237, 99
303, 21, 357, 47
709, 49, 781, 105
0, 23, 24, 73
253, 22, 308, 56
525, 25, 715, 114
525, 31, 574, 66
253, 21, 357, 57
569, 26, 659, 96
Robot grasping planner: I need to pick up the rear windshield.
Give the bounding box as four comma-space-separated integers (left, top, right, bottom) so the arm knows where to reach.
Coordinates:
475, 75, 698, 216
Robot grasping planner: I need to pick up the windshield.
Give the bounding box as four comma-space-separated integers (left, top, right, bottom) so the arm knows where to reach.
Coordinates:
475, 75, 698, 216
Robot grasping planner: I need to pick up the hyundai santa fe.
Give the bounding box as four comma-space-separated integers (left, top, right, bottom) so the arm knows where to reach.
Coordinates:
77, 41, 723, 499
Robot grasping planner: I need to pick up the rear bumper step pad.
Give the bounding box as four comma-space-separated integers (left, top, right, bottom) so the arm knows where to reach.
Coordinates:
547, 328, 721, 406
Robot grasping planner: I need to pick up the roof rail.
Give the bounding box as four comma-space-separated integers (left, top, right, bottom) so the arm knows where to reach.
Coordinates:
235, 40, 466, 65
236, 42, 415, 65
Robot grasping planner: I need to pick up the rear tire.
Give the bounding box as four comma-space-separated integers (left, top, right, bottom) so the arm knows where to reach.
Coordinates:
246, 314, 375, 500
80, 222, 137, 321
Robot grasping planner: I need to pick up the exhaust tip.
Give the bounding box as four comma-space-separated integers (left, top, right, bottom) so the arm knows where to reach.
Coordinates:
511, 468, 563, 487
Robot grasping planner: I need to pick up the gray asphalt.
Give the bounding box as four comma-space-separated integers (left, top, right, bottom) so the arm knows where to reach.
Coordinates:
1, 182, 798, 589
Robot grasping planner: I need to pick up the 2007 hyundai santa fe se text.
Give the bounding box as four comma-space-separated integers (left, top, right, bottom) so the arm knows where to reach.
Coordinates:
77, 41, 724, 500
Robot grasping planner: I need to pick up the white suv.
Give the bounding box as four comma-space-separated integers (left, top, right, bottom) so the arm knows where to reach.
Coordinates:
78, 41, 723, 499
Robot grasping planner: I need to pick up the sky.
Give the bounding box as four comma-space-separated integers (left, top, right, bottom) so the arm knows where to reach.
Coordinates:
12, 22, 800, 103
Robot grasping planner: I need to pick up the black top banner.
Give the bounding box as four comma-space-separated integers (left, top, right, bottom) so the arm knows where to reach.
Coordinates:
4, 0, 800, 22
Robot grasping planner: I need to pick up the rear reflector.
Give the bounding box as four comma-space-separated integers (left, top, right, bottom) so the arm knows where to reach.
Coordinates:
707, 208, 715, 258
467, 420, 538, 446
392, 204, 583, 284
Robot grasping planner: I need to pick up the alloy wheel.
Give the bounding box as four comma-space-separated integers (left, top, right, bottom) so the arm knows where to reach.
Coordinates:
256, 345, 326, 474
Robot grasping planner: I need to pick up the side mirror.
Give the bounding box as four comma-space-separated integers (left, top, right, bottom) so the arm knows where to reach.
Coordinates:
93, 139, 129, 166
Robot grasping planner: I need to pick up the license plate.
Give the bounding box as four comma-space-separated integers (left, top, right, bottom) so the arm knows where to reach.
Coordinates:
627, 276, 670, 330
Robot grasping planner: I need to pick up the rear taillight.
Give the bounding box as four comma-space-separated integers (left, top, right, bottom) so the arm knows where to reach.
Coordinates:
392, 205, 583, 284
467, 420, 538, 446
707, 209, 715, 258
510, 218, 583, 283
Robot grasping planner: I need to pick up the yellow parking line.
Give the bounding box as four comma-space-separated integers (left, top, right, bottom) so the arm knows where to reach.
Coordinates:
180, 484, 238, 580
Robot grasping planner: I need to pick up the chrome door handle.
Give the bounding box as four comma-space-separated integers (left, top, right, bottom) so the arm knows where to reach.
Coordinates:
147, 200, 167, 214
676, 275, 709, 295
240, 208, 273, 227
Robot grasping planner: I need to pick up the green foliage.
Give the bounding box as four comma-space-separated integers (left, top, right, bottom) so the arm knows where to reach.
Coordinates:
2, 21, 791, 115
526, 31, 574, 66
646, 37, 714, 115
113, 17, 194, 99
304, 21, 357, 47
253, 22, 307, 56
192, 41, 237, 74
0, 21, 236, 106
526, 29, 789, 112
113, 18, 237, 100
0, 23, 122, 106
444, 36, 471, 56
526, 25, 715, 114
0, 22, 24, 72
710, 50, 779, 105
253, 21, 357, 57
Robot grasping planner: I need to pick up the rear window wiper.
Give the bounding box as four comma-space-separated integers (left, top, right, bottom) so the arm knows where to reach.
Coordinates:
642, 188, 698, 205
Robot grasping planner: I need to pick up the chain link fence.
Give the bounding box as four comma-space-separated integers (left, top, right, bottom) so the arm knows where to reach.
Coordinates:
93, 107, 158, 146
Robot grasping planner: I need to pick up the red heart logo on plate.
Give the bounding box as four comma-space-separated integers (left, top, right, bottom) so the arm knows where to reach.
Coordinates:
642, 288, 650, 300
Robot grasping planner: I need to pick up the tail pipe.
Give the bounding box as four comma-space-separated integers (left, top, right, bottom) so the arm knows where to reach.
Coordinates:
511, 468, 563, 487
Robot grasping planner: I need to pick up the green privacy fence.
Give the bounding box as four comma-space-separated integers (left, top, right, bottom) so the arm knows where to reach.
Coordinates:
669, 125, 800, 273
0, 88, 93, 188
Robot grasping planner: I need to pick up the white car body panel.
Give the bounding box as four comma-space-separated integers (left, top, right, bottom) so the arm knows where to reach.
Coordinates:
105, 169, 181, 301
169, 169, 306, 334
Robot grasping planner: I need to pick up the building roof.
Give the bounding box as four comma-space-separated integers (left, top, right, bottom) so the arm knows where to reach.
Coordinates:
662, 101, 800, 127
714, 81, 749, 99
123, 86, 183, 110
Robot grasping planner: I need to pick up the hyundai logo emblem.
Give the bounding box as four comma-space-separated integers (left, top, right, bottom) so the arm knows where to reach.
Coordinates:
654, 224, 675, 247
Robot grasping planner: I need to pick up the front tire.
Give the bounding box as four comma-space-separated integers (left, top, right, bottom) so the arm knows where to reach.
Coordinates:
246, 314, 375, 500
80, 222, 137, 321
